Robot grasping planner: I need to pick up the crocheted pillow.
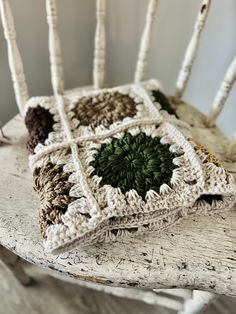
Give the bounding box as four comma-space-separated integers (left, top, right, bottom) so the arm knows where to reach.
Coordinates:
24, 79, 236, 254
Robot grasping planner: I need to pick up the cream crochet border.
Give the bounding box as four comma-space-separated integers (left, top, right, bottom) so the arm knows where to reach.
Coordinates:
25, 79, 236, 253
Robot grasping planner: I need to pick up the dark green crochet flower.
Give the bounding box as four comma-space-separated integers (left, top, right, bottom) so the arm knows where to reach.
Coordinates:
152, 90, 178, 118
90, 132, 178, 199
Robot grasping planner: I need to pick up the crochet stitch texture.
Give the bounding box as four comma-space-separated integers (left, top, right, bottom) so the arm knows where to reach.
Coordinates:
91, 132, 177, 198
33, 158, 74, 238
24, 79, 236, 254
73, 92, 137, 128
25, 105, 54, 153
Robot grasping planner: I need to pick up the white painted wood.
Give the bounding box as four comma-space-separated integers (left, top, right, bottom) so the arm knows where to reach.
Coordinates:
0, 93, 236, 296
134, 0, 158, 83
178, 290, 217, 314
175, 0, 211, 100
46, 0, 64, 95
150, 293, 182, 310
2, 264, 236, 314
47, 266, 185, 310
0, 0, 29, 116
0, 245, 31, 286
154, 288, 192, 299
80, 284, 183, 310
0, 264, 164, 314
93, 0, 106, 89
39, 268, 188, 311
0, 2, 235, 312
207, 56, 236, 127
0, 123, 12, 145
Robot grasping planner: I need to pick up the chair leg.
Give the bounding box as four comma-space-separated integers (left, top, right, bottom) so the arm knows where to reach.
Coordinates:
178, 290, 217, 314
0, 245, 32, 286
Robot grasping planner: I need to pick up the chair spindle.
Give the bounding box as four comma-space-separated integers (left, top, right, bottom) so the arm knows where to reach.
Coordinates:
93, 0, 106, 89
0, 0, 29, 116
207, 56, 236, 127
175, 0, 211, 101
134, 0, 158, 84
46, 0, 64, 95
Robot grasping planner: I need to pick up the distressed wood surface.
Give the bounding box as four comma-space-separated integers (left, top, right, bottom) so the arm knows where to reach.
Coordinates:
46, 0, 64, 95
175, 0, 211, 100
0, 100, 236, 296
93, 0, 106, 89
3, 264, 236, 314
134, 0, 158, 83
207, 56, 236, 127
0, 263, 164, 314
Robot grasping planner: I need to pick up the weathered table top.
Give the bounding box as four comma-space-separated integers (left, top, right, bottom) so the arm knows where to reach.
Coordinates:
0, 101, 236, 296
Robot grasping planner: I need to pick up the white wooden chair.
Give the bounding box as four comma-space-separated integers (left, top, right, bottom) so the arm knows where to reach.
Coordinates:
0, 0, 236, 313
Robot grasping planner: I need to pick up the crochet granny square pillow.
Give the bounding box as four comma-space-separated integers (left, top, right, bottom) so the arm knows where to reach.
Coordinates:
24, 79, 236, 254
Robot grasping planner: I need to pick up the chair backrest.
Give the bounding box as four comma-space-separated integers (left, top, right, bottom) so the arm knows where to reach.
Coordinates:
0, 0, 235, 156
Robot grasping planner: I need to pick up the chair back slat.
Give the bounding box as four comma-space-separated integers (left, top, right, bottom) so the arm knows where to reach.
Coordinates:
46, 0, 64, 95
207, 56, 236, 127
175, 0, 211, 100
93, 0, 106, 89
134, 0, 158, 84
0, 0, 29, 116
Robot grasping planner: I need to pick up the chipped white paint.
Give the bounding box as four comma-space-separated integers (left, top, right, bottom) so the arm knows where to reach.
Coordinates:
46, 0, 64, 95
93, 0, 106, 89
0, 95, 236, 298
175, 0, 211, 100
207, 56, 236, 127
0, 0, 29, 116
0, 0, 235, 311
134, 0, 158, 83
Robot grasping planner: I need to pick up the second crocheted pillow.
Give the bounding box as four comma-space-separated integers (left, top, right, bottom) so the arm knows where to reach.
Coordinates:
24, 79, 236, 253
